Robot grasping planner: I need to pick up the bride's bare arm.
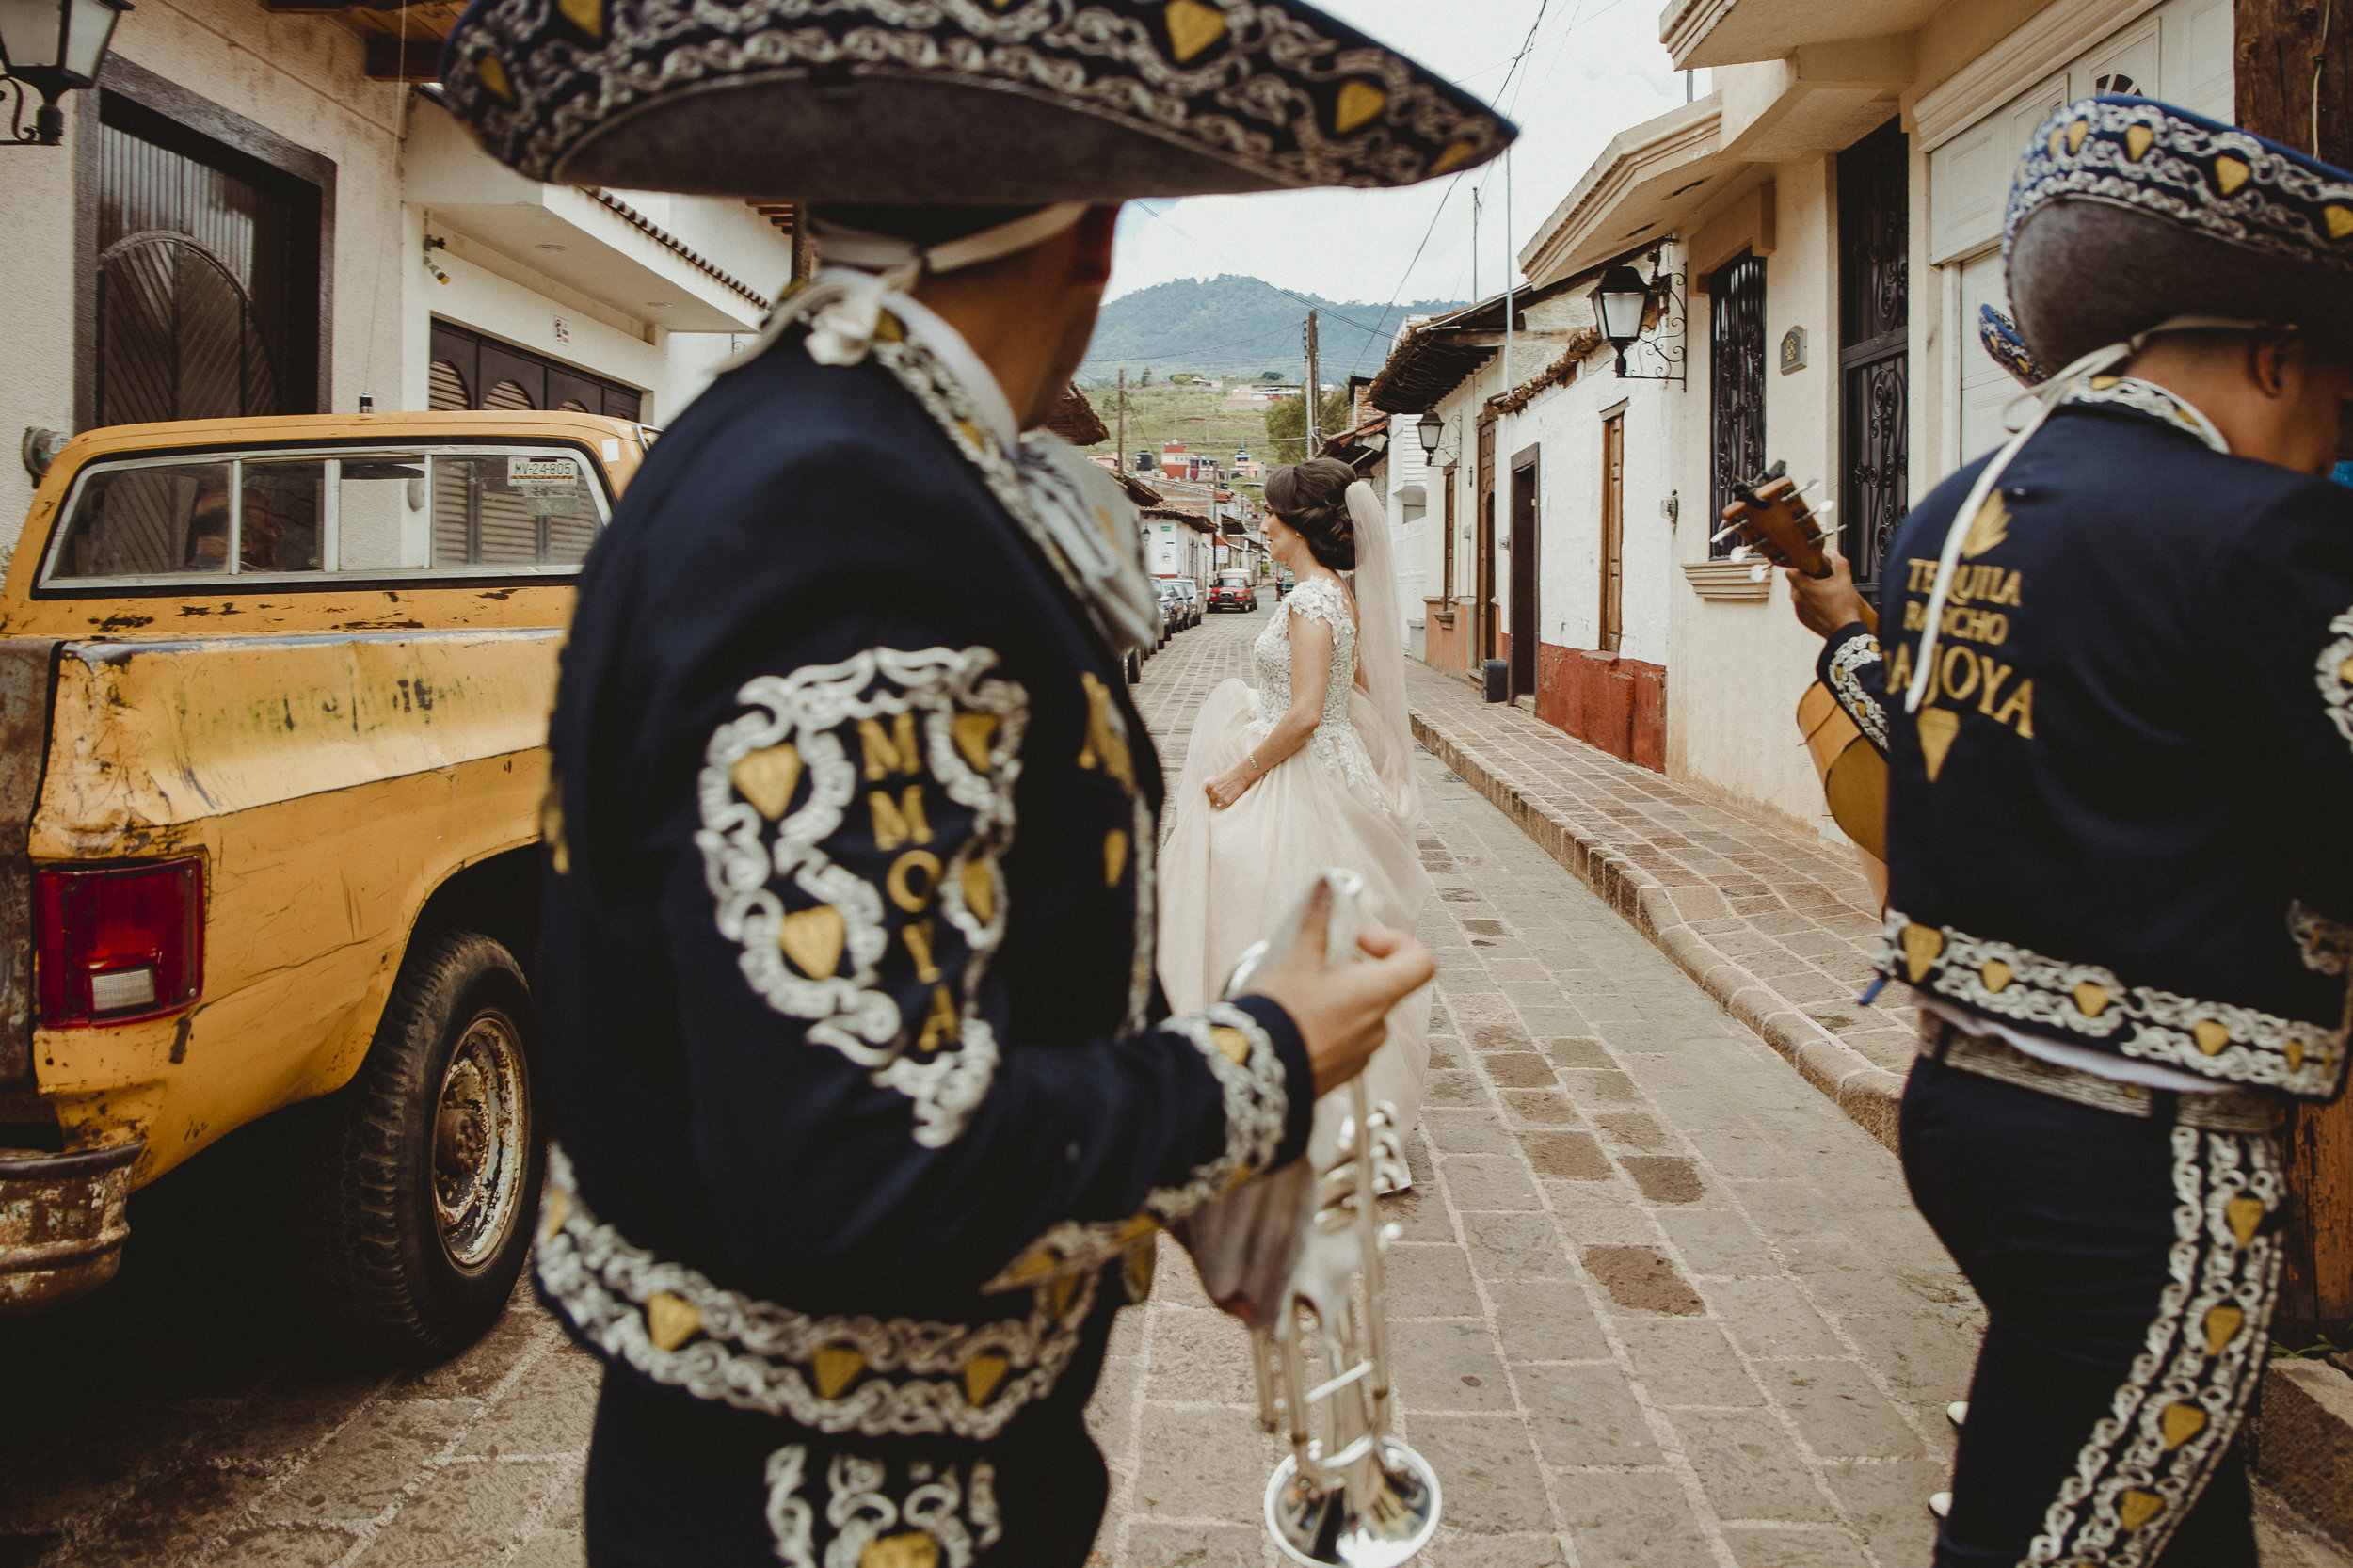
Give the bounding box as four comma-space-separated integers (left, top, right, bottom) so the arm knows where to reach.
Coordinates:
1206, 611, 1335, 808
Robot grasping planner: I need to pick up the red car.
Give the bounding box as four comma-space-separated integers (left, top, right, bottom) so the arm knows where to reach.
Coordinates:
1209, 572, 1258, 612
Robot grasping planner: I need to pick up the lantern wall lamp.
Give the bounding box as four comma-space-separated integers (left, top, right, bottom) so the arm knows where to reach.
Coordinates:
3, 0, 133, 146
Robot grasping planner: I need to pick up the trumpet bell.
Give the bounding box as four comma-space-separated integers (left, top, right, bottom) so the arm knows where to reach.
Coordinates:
1265, 1438, 1442, 1568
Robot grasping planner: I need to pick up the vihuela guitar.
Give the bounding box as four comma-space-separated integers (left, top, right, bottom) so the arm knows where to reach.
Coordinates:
1714, 462, 1888, 867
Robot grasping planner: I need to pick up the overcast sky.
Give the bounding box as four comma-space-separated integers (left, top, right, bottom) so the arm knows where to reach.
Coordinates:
1103, 0, 1705, 317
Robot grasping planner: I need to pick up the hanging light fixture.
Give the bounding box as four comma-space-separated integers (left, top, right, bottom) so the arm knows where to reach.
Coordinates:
1, 0, 132, 146
1593, 264, 1653, 378
1416, 410, 1443, 456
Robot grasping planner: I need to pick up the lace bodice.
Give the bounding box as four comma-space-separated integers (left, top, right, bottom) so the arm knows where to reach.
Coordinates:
1252, 575, 1381, 791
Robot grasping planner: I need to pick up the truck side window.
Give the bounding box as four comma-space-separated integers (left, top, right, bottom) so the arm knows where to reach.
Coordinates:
431, 454, 599, 568
239, 461, 327, 574
338, 458, 431, 571
44, 446, 606, 588
54, 462, 234, 578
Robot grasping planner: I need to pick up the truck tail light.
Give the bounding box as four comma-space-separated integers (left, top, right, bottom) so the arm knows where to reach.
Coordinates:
35, 857, 204, 1029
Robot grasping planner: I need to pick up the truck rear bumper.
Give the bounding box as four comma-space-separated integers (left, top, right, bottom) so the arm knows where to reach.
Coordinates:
0, 1142, 138, 1313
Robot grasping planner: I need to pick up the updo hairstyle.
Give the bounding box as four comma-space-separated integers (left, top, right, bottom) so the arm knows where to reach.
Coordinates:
1264, 457, 1358, 571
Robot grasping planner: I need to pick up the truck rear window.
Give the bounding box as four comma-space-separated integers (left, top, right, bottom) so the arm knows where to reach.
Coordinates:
41, 446, 608, 589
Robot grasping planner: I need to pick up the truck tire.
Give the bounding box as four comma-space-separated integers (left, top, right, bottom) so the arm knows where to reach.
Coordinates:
306, 929, 542, 1364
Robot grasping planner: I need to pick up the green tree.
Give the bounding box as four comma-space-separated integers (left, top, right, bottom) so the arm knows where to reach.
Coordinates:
1260, 388, 1353, 465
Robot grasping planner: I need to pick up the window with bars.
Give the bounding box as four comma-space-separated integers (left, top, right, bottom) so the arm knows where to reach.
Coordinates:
1837, 119, 1911, 584
427, 320, 644, 422
1707, 252, 1767, 559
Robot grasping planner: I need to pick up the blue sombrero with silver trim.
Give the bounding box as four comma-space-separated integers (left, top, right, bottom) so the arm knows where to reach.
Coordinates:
2005, 96, 2353, 369
1977, 305, 2047, 386
439, 0, 1515, 202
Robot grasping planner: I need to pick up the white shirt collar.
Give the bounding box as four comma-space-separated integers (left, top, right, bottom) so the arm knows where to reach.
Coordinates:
851, 276, 1020, 455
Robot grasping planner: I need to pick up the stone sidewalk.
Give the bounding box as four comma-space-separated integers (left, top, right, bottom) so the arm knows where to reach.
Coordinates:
1403, 664, 1914, 1151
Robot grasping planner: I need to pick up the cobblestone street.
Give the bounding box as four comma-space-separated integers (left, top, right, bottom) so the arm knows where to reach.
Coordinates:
0, 602, 2343, 1567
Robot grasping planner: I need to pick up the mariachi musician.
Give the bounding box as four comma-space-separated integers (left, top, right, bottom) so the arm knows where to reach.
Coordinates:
434, 2, 1502, 1563
1785, 97, 2353, 1565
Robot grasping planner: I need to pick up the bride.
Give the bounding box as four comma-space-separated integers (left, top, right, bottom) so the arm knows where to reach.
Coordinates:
1159, 457, 1434, 1188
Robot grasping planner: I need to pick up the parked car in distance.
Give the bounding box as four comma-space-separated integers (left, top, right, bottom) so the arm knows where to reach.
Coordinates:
1276, 568, 1295, 599
1209, 571, 1257, 613
0, 408, 648, 1363
1174, 578, 1202, 626
1154, 580, 1185, 634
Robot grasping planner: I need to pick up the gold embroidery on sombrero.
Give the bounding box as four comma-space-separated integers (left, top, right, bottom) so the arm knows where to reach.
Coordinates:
2025, 1128, 2282, 1566
1878, 910, 2345, 1097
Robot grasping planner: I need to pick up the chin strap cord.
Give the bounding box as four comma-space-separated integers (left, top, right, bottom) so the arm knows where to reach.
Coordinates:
717, 203, 1089, 375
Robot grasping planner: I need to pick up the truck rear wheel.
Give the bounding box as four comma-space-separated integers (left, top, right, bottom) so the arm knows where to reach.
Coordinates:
306, 929, 542, 1364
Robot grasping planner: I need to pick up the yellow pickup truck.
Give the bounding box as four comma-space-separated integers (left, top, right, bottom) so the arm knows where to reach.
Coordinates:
0, 409, 642, 1361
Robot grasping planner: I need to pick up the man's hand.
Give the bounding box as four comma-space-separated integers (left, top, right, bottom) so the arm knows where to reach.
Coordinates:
1785, 543, 1870, 639
1241, 883, 1436, 1096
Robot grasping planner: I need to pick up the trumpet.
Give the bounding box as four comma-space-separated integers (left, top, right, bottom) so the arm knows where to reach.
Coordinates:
1220, 869, 1442, 1568
1249, 1079, 1441, 1568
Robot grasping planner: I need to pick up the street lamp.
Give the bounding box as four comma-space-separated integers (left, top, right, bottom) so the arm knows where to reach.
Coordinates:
1, 0, 131, 145
1593, 264, 1652, 378
1415, 411, 1443, 456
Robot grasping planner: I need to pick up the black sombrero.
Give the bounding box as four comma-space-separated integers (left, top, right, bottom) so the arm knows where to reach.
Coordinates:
439, 0, 1515, 202
2007, 96, 2353, 369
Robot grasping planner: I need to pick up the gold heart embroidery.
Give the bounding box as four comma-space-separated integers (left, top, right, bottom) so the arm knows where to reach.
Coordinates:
2125, 124, 2154, 161
1902, 923, 1945, 984
2065, 119, 2089, 154
778, 904, 846, 979
952, 711, 999, 773
2118, 1490, 2165, 1532
1981, 959, 2013, 994
1163, 0, 1225, 62
860, 1529, 941, 1568
2287, 1038, 2307, 1071
2216, 155, 2251, 194
2329, 205, 2353, 240
646, 1291, 700, 1352
2160, 1401, 2207, 1450
540, 1186, 569, 1240
963, 1352, 1010, 1407
1918, 707, 1960, 782
1104, 827, 1130, 888
1210, 1025, 1251, 1064
811, 1343, 866, 1400
1335, 80, 1387, 135
2226, 1196, 2265, 1248
2203, 1304, 2244, 1355
732, 744, 803, 819
2192, 1019, 2230, 1056
961, 858, 998, 924
2072, 983, 2110, 1018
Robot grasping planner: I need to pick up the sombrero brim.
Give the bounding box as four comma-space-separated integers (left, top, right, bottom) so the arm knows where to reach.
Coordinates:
443, 0, 1514, 201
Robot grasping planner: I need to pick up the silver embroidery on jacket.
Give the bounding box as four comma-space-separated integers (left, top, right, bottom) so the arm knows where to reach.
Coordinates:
696, 646, 1028, 1146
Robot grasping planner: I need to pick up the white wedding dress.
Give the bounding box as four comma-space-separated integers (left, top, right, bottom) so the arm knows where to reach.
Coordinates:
1158, 486, 1434, 1180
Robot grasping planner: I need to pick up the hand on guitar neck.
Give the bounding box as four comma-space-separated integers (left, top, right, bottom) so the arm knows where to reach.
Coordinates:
1785, 545, 1871, 641
1712, 462, 1875, 642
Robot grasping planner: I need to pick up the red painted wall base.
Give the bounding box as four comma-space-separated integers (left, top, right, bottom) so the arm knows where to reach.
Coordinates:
1534, 645, 1667, 773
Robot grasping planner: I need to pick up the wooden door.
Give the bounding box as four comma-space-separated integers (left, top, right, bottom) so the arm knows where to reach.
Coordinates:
1509, 449, 1539, 696
1476, 419, 1497, 664
1600, 415, 1625, 653
1440, 464, 1457, 615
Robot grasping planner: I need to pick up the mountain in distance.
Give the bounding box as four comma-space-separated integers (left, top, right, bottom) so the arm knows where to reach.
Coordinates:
1079, 274, 1466, 386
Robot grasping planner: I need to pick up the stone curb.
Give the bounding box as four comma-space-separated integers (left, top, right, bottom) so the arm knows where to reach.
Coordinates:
1411, 704, 1906, 1154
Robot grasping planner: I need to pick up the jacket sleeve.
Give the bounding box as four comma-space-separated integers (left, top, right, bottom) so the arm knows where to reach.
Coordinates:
1816, 620, 1891, 760
637, 455, 1316, 1311
2213, 478, 2353, 868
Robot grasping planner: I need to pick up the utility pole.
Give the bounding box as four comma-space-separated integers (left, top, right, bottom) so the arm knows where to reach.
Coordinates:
1471, 188, 1481, 300
1503, 147, 1516, 395
2236, 0, 2353, 1353
1115, 367, 1128, 470
1303, 310, 1321, 459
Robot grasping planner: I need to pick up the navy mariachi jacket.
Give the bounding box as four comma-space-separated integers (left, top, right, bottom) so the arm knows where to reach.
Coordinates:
530, 318, 1316, 1455
1819, 392, 2353, 1100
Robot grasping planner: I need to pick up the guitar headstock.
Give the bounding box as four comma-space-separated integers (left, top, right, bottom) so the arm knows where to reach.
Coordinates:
1714, 460, 1834, 578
